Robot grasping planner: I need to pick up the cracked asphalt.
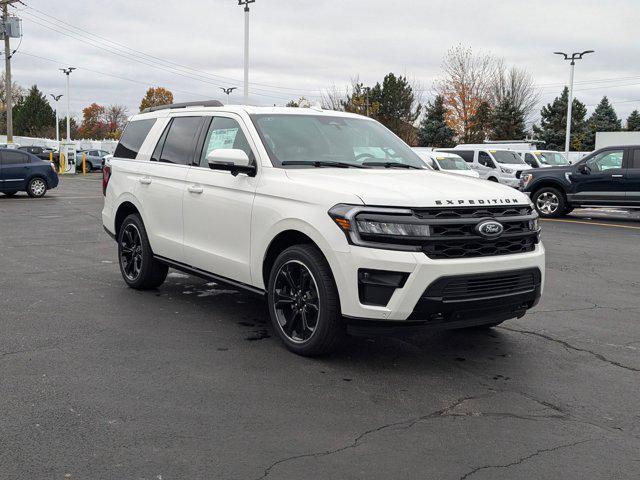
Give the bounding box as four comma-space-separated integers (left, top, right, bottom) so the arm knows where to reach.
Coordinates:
1, 175, 639, 480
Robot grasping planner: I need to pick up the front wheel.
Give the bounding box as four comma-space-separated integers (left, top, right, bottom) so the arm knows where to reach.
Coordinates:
27, 177, 47, 198
267, 245, 344, 356
117, 214, 168, 290
532, 187, 567, 218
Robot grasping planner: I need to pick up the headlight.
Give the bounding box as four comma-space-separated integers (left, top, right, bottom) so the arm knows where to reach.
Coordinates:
501, 167, 514, 174
528, 218, 539, 231
357, 220, 430, 237
328, 204, 426, 251
521, 173, 533, 187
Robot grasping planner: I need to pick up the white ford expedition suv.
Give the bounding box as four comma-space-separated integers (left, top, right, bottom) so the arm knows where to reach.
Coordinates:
102, 101, 545, 356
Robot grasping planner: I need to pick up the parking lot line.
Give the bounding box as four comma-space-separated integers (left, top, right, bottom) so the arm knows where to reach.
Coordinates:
541, 218, 640, 230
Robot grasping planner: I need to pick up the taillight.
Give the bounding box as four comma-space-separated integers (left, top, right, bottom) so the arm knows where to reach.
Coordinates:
102, 165, 111, 196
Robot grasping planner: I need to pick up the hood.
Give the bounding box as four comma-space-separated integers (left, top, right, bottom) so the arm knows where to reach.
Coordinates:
284, 168, 530, 207
532, 165, 572, 174
442, 169, 480, 178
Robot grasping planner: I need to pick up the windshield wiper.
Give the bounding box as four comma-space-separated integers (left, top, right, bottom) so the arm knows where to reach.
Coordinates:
361, 161, 422, 170
281, 160, 366, 168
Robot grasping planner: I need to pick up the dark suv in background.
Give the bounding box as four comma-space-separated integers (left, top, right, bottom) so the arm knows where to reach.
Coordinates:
521, 145, 640, 217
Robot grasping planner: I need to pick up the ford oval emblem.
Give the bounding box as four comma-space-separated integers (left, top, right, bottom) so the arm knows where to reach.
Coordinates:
476, 220, 504, 238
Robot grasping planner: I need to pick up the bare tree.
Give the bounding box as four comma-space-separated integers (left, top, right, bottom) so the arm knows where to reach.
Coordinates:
105, 105, 129, 138
320, 84, 347, 111
491, 61, 540, 123
435, 45, 496, 142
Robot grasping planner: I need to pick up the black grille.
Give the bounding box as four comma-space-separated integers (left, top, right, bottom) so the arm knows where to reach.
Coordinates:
439, 270, 538, 301
423, 236, 537, 259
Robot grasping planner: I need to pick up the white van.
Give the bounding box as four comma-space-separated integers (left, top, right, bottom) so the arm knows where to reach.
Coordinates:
412, 149, 480, 178
435, 147, 530, 187
516, 150, 569, 169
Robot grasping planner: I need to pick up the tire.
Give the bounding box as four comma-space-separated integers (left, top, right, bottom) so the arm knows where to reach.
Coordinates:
488, 177, 499, 182
2, 191, 17, 197
563, 206, 574, 215
532, 187, 567, 218
267, 244, 344, 356
27, 177, 47, 198
117, 214, 168, 290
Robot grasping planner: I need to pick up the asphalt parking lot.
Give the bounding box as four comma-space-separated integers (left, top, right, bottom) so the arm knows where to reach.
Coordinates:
1, 175, 639, 480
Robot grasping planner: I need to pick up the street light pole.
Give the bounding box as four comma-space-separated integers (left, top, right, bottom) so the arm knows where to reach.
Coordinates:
60, 67, 75, 142
238, 0, 255, 105
554, 50, 594, 157
220, 86, 237, 105
49, 94, 63, 142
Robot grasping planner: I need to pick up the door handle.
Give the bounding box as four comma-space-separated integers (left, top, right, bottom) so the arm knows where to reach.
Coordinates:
139, 177, 152, 185
611, 174, 624, 178
187, 185, 203, 194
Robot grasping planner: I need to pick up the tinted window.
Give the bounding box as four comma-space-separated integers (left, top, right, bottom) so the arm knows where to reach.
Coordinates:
1, 151, 29, 165
113, 119, 156, 159
586, 150, 624, 172
632, 149, 640, 169
158, 117, 202, 165
455, 150, 474, 162
524, 153, 537, 168
199, 117, 254, 167
478, 151, 494, 168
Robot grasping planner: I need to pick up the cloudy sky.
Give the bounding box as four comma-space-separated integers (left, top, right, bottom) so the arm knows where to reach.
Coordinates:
9, 0, 640, 124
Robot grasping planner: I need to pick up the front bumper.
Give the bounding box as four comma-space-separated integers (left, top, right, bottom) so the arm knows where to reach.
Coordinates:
331, 243, 545, 323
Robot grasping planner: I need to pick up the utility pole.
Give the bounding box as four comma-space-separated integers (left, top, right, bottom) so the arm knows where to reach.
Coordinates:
2, 0, 20, 144
60, 67, 75, 142
554, 50, 594, 157
238, 0, 255, 105
220, 86, 237, 104
50, 94, 62, 142
364, 87, 371, 117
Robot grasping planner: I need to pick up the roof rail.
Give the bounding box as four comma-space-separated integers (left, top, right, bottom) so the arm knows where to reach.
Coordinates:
142, 100, 224, 113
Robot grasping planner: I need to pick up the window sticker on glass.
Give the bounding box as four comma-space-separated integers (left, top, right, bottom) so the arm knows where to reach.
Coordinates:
206, 127, 239, 155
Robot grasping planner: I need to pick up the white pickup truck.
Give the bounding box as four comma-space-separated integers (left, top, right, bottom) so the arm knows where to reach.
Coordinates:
102, 102, 545, 356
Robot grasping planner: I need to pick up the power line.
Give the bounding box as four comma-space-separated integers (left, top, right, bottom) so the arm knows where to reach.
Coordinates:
18, 4, 324, 97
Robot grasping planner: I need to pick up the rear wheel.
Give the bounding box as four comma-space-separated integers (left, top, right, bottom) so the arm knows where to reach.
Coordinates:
267, 245, 343, 356
117, 214, 168, 290
532, 187, 567, 218
27, 177, 47, 198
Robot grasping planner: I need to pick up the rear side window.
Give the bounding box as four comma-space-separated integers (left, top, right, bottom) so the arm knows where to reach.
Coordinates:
632, 149, 640, 169
114, 119, 156, 159
1, 151, 30, 165
157, 117, 203, 165
455, 150, 474, 162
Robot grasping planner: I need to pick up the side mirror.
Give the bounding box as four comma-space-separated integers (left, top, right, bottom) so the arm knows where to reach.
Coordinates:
577, 163, 591, 175
206, 149, 256, 177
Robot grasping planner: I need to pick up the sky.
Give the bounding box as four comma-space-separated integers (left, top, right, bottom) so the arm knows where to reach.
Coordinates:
9, 0, 640, 126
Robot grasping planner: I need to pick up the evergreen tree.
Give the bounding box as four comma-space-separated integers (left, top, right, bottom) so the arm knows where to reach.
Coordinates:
583, 96, 621, 150
491, 97, 526, 140
467, 101, 492, 143
626, 109, 640, 131
417, 95, 455, 147
13, 85, 55, 137
532, 87, 587, 150
369, 73, 421, 144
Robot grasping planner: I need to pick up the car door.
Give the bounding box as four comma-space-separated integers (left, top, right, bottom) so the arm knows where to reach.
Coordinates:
626, 148, 640, 205
571, 148, 626, 203
182, 114, 259, 284
0, 150, 31, 191
138, 115, 205, 262
477, 151, 495, 179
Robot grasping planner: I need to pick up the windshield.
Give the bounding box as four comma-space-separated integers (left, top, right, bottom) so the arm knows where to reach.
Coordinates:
490, 150, 525, 164
250, 114, 424, 168
436, 156, 471, 171
537, 151, 569, 166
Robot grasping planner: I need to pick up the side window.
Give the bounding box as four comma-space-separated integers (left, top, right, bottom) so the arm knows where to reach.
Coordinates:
586, 150, 624, 172
632, 149, 640, 169
455, 150, 474, 162
1, 151, 29, 165
114, 119, 157, 159
478, 151, 494, 168
199, 116, 254, 168
524, 153, 537, 168
158, 117, 203, 165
